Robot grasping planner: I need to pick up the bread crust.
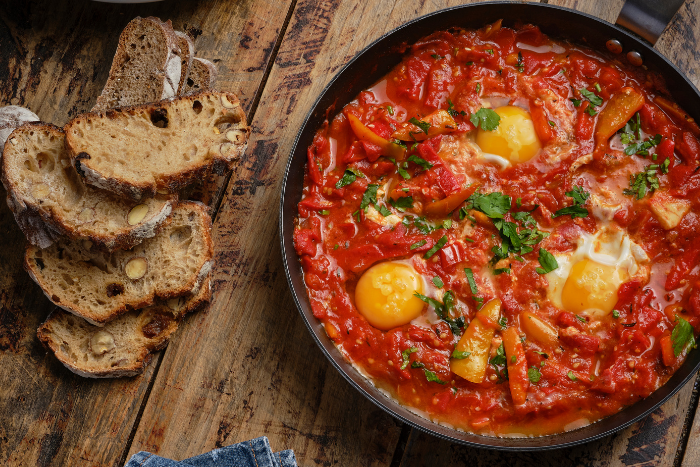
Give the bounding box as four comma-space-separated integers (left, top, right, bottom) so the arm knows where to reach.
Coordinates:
0, 105, 39, 158
174, 31, 194, 94
1, 123, 176, 251
24, 201, 214, 325
66, 91, 250, 200
92, 17, 182, 112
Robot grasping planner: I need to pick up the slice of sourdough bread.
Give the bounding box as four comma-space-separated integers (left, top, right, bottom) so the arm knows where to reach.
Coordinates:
0, 106, 39, 158
65, 92, 249, 200
92, 17, 181, 112
25, 201, 214, 325
2, 123, 175, 250
37, 273, 211, 378
174, 31, 194, 94
181, 57, 217, 95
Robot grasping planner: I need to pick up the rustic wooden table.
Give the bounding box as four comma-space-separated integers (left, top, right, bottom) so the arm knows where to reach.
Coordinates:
2, 0, 700, 465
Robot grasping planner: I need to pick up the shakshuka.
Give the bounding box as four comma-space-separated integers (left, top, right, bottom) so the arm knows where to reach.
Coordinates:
293, 21, 700, 436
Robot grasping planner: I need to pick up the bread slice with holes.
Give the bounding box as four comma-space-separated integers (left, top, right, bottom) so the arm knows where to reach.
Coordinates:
0, 106, 40, 158
37, 273, 211, 378
25, 201, 213, 325
92, 17, 181, 112
2, 123, 176, 250
174, 31, 194, 94
181, 57, 217, 95
65, 91, 249, 200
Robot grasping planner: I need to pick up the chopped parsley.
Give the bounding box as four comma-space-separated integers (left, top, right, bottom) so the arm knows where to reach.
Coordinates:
470, 108, 501, 131
432, 276, 444, 288
319, 210, 330, 215
624, 134, 662, 157
578, 88, 603, 116
490, 342, 507, 367
623, 165, 661, 200
476, 83, 481, 94
580, 88, 603, 107
489, 343, 509, 381
452, 349, 471, 360
613, 310, 620, 318
516, 52, 524, 72
553, 186, 590, 219
411, 361, 446, 384
400, 347, 418, 369
360, 184, 379, 212
396, 161, 411, 180
464, 268, 483, 307
533, 351, 549, 358
576, 315, 586, 323
410, 239, 427, 250
536, 248, 558, 274
424, 235, 448, 259
528, 366, 542, 383
335, 167, 364, 189
469, 192, 511, 218
387, 105, 394, 116
446, 99, 467, 118
568, 370, 577, 381
375, 204, 392, 217
498, 316, 507, 329
431, 53, 443, 60
409, 117, 431, 134
486, 49, 494, 55
467, 191, 548, 264
414, 290, 465, 335
407, 154, 433, 170
672, 315, 697, 357
389, 196, 414, 212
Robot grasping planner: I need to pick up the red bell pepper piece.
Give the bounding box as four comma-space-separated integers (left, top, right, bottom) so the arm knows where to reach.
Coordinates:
666, 245, 700, 290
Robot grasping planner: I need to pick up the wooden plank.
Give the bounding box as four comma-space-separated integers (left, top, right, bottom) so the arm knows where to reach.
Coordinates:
0, 1, 291, 466
398, 376, 697, 466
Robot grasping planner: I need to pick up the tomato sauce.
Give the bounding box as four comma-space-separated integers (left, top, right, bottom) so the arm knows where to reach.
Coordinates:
293, 21, 700, 436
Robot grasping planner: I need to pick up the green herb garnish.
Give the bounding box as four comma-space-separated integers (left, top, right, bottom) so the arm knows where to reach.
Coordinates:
424, 235, 448, 259
470, 108, 501, 131
536, 248, 558, 274
409, 117, 430, 134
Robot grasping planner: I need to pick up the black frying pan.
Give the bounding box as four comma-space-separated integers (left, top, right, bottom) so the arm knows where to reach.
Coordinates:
279, 1, 700, 450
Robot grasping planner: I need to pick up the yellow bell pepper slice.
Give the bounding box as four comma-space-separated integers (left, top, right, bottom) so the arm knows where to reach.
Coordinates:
392, 110, 458, 142
347, 113, 406, 160
519, 311, 559, 349
450, 298, 501, 383
594, 87, 644, 149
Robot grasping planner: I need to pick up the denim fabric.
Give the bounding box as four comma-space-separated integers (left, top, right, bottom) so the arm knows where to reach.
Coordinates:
124, 436, 297, 467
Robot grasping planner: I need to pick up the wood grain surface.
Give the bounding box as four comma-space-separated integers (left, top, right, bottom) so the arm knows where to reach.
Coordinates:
1, 0, 699, 466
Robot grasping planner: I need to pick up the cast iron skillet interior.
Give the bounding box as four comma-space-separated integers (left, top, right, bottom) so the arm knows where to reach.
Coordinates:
280, 1, 700, 450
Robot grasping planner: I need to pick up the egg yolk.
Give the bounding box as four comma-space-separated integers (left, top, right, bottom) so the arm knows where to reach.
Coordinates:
355, 262, 425, 331
476, 105, 541, 163
561, 259, 624, 315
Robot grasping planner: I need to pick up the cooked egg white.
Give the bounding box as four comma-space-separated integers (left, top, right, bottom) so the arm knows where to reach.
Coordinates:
355, 260, 426, 330
476, 106, 541, 164
546, 227, 649, 319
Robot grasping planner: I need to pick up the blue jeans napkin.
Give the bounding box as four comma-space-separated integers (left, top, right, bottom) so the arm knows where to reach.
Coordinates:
125, 436, 297, 467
